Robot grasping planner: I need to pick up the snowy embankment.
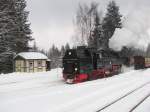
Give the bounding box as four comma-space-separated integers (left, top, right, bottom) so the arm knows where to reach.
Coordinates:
0, 68, 150, 112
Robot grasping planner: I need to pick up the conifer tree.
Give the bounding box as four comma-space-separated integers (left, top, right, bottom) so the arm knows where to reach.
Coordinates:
0, 0, 32, 73
60, 45, 65, 56
102, 1, 122, 49
32, 41, 38, 52
65, 43, 70, 50
11, 0, 33, 53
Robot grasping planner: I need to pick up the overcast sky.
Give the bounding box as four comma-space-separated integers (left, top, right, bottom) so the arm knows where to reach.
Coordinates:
26, 0, 150, 50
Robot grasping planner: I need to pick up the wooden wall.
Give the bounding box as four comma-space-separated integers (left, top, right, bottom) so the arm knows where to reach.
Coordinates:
15, 59, 47, 73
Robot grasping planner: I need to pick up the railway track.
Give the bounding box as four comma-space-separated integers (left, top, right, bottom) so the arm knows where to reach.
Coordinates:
129, 93, 150, 112
96, 81, 150, 112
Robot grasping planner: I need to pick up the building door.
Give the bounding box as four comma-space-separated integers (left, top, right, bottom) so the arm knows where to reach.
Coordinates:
29, 61, 34, 72
46, 61, 51, 71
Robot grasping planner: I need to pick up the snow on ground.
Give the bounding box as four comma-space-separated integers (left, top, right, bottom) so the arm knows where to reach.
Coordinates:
0, 68, 150, 112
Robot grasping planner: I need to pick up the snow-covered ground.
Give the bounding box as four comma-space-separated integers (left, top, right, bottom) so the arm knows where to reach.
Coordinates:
0, 68, 150, 112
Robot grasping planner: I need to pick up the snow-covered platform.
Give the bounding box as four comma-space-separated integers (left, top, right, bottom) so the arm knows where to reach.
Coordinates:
0, 68, 150, 112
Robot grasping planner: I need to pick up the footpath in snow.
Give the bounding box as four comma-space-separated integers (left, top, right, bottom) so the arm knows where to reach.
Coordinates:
0, 68, 150, 112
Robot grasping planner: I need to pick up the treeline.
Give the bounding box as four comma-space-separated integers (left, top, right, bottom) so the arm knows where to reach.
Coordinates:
120, 45, 150, 57
33, 43, 71, 69
47, 43, 70, 68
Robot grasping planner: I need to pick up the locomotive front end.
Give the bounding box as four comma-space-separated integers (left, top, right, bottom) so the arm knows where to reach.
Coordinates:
62, 47, 92, 84
63, 50, 79, 84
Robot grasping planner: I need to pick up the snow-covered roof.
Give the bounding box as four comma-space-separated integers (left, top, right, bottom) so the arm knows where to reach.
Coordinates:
14, 52, 49, 60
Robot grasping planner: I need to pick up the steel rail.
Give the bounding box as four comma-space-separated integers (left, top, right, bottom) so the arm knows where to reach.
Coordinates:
129, 93, 150, 112
96, 81, 150, 112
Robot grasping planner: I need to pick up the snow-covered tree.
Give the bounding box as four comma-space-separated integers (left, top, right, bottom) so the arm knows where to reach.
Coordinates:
11, 0, 33, 53
0, 0, 32, 73
102, 1, 122, 49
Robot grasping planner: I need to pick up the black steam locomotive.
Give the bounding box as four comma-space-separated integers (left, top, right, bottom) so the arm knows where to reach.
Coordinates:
62, 46, 124, 84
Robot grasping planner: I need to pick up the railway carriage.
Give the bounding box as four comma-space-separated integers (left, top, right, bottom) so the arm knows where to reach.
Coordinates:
134, 56, 150, 70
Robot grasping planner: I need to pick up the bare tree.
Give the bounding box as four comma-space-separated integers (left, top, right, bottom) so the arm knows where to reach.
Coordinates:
73, 2, 101, 46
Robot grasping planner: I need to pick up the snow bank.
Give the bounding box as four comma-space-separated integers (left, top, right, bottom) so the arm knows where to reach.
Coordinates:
0, 68, 63, 93
109, 7, 150, 51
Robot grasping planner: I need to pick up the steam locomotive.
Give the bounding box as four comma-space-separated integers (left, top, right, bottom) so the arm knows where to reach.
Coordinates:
62, 46, 124, 84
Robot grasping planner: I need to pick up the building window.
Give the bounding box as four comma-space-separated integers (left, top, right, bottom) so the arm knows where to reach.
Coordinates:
38, 60, 42, 68
29, 61, 33, 68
